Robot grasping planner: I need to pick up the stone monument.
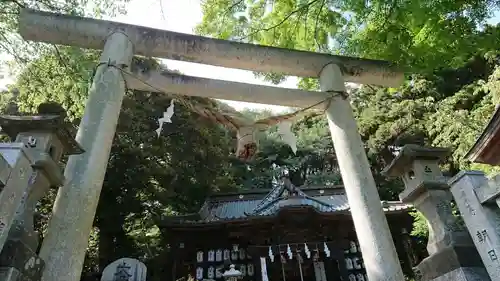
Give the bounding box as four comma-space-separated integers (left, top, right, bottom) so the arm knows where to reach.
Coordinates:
383, 145, 489, 281
100, 258, 147, 281
449, 171, 500, 280
0, 102, 83, 281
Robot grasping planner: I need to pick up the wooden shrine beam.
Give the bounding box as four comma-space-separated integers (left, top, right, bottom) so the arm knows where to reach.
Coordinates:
19, 8, 405, 87
124, 70, 330, 108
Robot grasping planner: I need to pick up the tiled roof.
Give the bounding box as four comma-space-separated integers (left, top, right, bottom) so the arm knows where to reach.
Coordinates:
161, 181, 413, 226
201, 195, 410, 222
466, 105, 500, 165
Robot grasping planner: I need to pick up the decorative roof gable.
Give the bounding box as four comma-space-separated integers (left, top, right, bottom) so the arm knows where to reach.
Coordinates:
245, 177, 337, 216
158, 179, 413, 225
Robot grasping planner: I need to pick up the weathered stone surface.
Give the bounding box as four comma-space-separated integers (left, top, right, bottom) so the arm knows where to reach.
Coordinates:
0, 106, 79, 281
101, 258, 146, 281
0, 239, 44, 281
414, 245, 488, 280
427, 267, 489, 281
410, 189, 471, 255
0, 267, 21, 281
0, 144, 35, 254
39, 32, 134, 281
383, 145, 489, 281
449, 171, 500, 280
0, 113, 83, 156
320, 64, 404, 281
124, 70, 330, 109
18, 9, 404, 87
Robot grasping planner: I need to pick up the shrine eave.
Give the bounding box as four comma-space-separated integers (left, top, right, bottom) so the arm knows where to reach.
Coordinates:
158, 199, 412, 228
19, 9, 405, 87
466, 106, 500, 165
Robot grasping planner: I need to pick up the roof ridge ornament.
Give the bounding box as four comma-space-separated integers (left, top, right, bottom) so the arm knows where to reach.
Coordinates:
244, 176, 337, 216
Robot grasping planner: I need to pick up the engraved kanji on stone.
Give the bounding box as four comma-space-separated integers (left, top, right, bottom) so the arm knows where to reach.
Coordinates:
0, 219, 5, 235
488, 250, 498, 261
460, 189, 476, 215
477, 231, 485, 243
113, 261, 132, 281
482, 230, 489, 240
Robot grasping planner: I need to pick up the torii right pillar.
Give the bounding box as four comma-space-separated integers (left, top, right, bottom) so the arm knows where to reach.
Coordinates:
319, 64, 405, 281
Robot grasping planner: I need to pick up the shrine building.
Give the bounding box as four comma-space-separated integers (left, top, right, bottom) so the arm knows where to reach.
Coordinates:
159, 178, 418, 281
466, 105, 500, 165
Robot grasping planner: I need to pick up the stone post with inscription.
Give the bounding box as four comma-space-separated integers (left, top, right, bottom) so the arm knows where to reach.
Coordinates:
449, 171, 500, 280
383, 145, 489, 281
100, 258, 147, 281
0, 103, 83, 281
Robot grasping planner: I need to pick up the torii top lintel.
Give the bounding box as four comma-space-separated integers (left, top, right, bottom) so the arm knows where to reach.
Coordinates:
18, 9, 405, 87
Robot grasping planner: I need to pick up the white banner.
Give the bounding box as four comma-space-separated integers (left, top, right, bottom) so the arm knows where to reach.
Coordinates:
260, 257, 269, 281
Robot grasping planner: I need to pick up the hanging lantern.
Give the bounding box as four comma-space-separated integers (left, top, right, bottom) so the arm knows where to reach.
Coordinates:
208, 267, 215, 279
239, 248, 246, 260
247, 264, 254, 276
208, 250, 215, 262
216, 249, 223, 262
196, 267, 203, 280
196, 251, 204, 263
224, 249, 230, 260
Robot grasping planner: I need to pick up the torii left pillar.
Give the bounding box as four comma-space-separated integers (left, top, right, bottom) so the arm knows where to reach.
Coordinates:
38, 32, 133, 281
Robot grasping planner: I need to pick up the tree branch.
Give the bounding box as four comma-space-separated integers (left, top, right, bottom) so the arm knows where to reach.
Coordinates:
237, 0, 321, 41
218, 0, 244, 36
314, 0, 326, 51
3, 0, 26, 8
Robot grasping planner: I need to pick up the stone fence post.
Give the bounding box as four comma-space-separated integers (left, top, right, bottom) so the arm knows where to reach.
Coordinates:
449, 171, 500, 280
383, 145, 489, 281
0, 103, 83, 281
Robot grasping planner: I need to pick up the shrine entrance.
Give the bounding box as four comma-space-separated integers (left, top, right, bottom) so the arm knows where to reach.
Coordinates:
157, 182, 412, 281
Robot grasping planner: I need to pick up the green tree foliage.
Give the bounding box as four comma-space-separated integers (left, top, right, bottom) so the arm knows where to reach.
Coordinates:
195, 0, 500, 260
6, 50, 237, 280
0, 0, 129, 75
3, 0, 500, 280
196, 0, 500, 79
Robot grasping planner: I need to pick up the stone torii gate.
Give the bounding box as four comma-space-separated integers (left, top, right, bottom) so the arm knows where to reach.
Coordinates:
18, 8, 406, 281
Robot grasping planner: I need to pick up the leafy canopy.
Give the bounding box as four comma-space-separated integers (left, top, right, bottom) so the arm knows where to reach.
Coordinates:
196, 0, 500, 80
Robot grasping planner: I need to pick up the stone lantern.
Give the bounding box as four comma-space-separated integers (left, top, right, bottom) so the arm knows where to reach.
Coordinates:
383, 144, 489, 281
0, 102, 83, 281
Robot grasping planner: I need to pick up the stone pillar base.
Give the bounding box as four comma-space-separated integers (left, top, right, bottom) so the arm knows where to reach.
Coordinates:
0, 239, 44, 281
0, 267, 20, 281
414, 245, 490, 281
428, 267, 490, 281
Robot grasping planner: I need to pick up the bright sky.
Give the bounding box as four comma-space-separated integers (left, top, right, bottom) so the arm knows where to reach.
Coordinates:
109, 0, 294, 113
1, 0, 499, 112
